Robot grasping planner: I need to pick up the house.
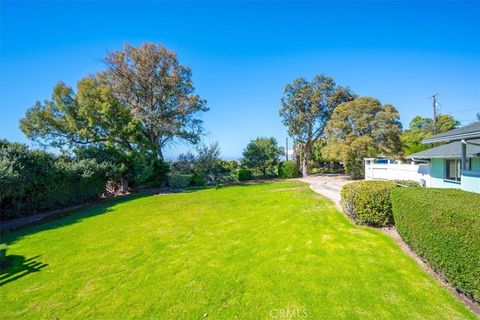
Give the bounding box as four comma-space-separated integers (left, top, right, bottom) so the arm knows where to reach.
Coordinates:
408, 121, 480, 193
365, 121, 480, 193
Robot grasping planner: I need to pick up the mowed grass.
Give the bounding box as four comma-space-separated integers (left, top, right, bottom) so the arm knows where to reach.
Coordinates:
0, 181, 476, 319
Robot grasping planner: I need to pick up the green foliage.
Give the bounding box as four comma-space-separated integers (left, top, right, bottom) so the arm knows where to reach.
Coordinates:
20, 75, 142, 152
0, 140, 113, 220
190, 172, 206, 186
134, 158, 170, 188
392, 188, 480, 302
391, 180, 421, 187
105, 43, 208, 159
237, 168, 253, 181
278, 161, 299, 178
324, 97, 403, 179
218, 160, 238, 173
279, 75, 356, 175
341, 180, 397, 227
172, 142, 228, 185
20, 43, 209, 160
401, 115, 460, 155
242, 137, 283, 176
309, 166, 344, 175
167, 174, 191, 188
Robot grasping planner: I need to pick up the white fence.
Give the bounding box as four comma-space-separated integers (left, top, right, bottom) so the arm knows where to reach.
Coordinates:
364, 159, 431, 187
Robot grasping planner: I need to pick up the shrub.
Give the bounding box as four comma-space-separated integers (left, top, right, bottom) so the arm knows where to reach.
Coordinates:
278, 161, 298, 178
242, 137, 283, 176
0, 140, 113, 220
392, 188, 480, 302
341, 180, 396, 227
237, 168, 253, 181
167, 174, 191, 188
191, 172, 206, 186
133, 158, 169, 188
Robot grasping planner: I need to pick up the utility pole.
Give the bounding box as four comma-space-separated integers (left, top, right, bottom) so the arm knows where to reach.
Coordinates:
429, 93, 440, 135
285, 137, 289, 161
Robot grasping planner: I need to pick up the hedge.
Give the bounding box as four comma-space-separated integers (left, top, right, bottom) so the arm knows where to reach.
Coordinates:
392, 188, 480, 302
341, 180, 396, 227
0, 140, 113, 220
278, 161, 298, 178
167, 174, 191, 188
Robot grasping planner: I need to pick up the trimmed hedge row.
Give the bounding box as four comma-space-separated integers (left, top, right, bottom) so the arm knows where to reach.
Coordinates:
341, 181, 396, 227
391, 188, 480, 302
0, 141, 113, 220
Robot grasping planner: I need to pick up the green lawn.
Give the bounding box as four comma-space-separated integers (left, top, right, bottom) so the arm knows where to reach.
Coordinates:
0, 181, 476, 319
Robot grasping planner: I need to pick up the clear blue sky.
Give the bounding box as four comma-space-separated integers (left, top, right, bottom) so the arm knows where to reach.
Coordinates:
1, 1, 479, 159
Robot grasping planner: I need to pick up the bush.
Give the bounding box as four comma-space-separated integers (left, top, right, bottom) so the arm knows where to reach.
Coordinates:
341, 180, 396, 227
167, 174, 191, 188
191, 172, 206, 186
278, 161, 298, 178
0, 140, 113, 220
237, 168, 253, 181
392, 188, 480, 302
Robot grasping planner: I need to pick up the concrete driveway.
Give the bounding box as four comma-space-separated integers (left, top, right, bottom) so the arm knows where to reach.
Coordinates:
296, 174, 353, 209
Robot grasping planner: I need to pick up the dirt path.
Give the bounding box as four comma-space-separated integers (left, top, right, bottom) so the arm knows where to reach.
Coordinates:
296, 174, 353, 209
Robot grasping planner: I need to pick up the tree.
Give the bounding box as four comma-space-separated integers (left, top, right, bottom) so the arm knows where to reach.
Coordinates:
172, 142, 223, 183
279, 75, 356, 177
323, 97, 402, 179
105, 43, 208, 160
20, 75, 142, 152
401, 114, 459, 155
242, 137, 283, 176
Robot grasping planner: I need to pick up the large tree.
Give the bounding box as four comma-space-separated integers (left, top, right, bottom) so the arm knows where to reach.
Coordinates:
323, 97, 403, 179
242, 137, 283, 176
20, 74, 142, 152
279, 75, 356, 176
104, 43, 208, 159
401, 115, 460, 155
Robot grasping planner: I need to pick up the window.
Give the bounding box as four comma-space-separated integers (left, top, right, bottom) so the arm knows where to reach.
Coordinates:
445, 158, 471, 182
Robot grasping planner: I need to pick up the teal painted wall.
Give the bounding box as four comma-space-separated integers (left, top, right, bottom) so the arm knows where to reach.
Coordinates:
462, 157, 480, 193
430, 158, 461, 189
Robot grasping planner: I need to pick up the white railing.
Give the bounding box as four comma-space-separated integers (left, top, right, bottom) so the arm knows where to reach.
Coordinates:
364, 159, 431, 187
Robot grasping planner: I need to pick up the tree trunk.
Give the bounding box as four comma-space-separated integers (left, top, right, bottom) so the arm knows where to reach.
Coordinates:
157, 147, 164, 160
302, 154, 308, 177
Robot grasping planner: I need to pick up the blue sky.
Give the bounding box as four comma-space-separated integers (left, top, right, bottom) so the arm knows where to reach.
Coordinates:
1, 1, 479, 159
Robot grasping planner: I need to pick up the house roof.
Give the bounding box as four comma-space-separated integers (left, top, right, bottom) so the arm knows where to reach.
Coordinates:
422, 121, 480, 144
408, 139, 480, 159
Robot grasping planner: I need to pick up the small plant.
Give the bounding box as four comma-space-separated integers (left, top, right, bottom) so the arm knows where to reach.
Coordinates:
278, 161, 299, 179
237, 168, 252, 181
167, 174, 191, 188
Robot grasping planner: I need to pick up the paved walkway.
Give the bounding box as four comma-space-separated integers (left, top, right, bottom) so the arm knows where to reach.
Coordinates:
296, 174, 353, 210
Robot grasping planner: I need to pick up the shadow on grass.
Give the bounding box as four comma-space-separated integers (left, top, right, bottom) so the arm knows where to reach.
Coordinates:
0, 255, 48, 287
2, 193, 150, 245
